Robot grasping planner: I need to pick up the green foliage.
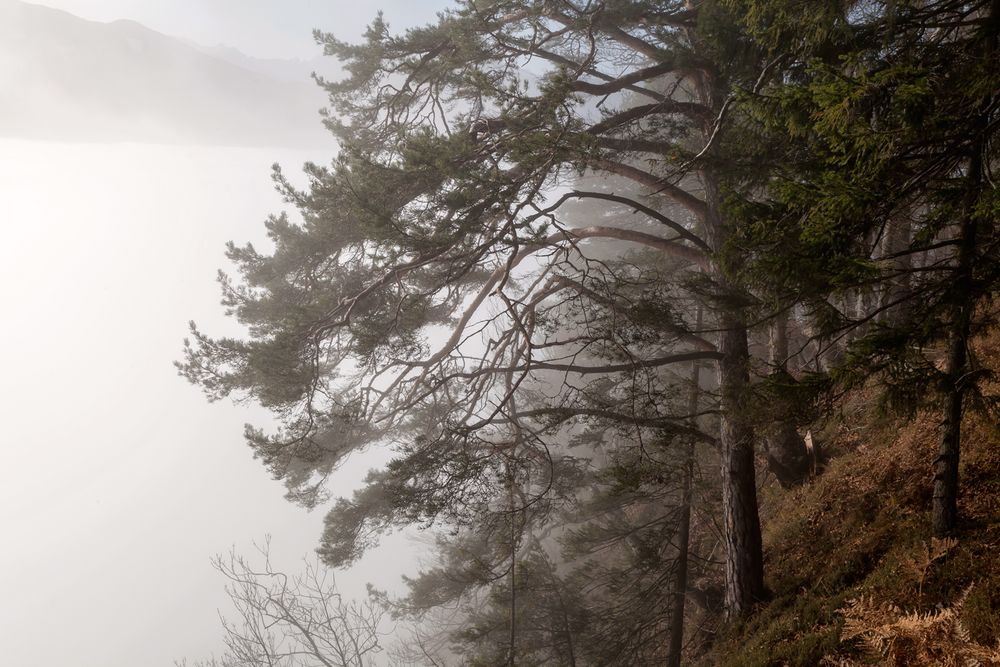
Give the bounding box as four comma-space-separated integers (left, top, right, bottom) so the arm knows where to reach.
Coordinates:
180, 0, 1000, 662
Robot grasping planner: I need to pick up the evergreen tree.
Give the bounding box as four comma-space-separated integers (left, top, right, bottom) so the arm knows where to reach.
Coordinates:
735, 0, 1000, 536
180, 0, 815, 628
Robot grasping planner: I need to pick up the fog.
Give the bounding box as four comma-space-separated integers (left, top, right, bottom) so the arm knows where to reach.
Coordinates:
0, 1, 337, 146
0, 138, 409, 665
0, 2, 447, 664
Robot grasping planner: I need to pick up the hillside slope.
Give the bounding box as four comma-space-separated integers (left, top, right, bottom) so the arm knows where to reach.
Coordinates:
0, 0, 333, 147
700, 332, 1000, 665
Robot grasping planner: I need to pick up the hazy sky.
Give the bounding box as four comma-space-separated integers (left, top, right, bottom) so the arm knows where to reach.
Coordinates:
29, 0, 449, 59
0, 1, 450, 665
0, 139, 428, 666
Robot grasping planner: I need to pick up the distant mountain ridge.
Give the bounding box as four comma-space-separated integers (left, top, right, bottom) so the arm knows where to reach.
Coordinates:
190, 43, 337, 85
0, 1, 337, 147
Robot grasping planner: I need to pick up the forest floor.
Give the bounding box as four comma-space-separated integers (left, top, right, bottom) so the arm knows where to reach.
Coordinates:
699, 330, 1000, 665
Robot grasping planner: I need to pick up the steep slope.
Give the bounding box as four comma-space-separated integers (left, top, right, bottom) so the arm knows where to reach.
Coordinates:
0, 1, 333, 147
698, 330, 1000, 665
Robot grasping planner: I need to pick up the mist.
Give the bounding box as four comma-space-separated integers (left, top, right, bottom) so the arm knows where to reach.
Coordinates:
0, 2, 436, 664
0, 137, 414, 665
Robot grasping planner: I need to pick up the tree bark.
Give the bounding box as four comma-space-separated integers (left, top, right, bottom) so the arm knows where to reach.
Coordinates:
666, 432, 694, 667
701, 157, 765, 619
768, 310, 789, 370
666, 311, 703, 667
932, 339, 967, 537
505, 458, 518, 666
719, 315, 765, 618
765, 311, 811, 487
932, 0, 995, 534
932, 150, 981, 537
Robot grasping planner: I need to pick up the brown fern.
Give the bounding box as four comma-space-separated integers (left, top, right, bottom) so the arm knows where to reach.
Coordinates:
833, 586, 1000, 666
901, 537, 959, 605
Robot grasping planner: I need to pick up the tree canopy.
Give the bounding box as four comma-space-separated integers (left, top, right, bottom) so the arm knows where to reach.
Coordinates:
181, 0, 1000, 663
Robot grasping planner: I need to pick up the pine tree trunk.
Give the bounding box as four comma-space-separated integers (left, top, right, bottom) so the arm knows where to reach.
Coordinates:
666, 437, 694, 666
932, 151, 981, 538
701, 161, 764, 619
931, 0, 994, 535
819, 298, 847, 371
505, 459, 518, 666
765, 312, 810, 487
932, 334, 967, 537
719, 316, 764, 618
666, 327, 703, 667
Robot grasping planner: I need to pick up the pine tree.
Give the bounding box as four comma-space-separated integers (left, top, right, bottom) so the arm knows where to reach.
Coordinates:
179, 0, 812, 624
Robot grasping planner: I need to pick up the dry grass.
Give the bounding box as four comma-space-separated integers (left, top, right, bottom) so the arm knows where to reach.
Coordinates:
700, 330, 1000, 666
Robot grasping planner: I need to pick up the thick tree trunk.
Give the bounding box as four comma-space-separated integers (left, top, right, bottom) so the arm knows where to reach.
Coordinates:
819, 300, 848, 371
848, 229, 878, 342
701, 158, 764, 619
719, 316, 765, 618
931, 0, 996, 531
932, 0, 999, 539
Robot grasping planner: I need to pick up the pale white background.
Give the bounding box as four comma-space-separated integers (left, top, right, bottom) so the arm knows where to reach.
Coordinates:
0, 1, 449, 664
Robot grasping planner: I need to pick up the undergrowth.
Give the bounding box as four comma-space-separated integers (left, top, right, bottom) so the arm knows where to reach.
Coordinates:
697, 333, 1000, 665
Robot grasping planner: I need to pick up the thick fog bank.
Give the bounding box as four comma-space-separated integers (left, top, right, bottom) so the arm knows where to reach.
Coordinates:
0, 139, 409, 667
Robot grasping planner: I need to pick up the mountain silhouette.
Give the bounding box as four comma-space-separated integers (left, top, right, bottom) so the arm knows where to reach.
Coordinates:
0, 1, 336, 147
